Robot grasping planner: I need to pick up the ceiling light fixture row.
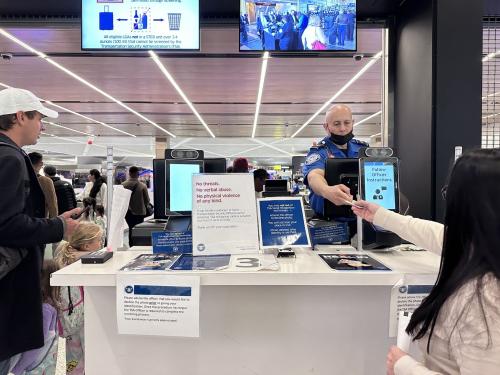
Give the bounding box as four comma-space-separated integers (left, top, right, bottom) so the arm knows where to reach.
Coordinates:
251, 51, 270, 138
0, 28, 175, 138
41, 132, 154, 157
291, 50, 383, 138
0, 81, 136, 137
149, 51, 215, 138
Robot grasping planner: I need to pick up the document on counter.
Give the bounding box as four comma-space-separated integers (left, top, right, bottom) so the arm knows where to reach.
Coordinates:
116, 274, 200, 337
388, 274, 436, 337
120, 253, 180, 271
257, 197, 311, 249
108, 185, 131, 250
319, 253, 391, 271
192, 174, 259, 256
170, 254, 231, 271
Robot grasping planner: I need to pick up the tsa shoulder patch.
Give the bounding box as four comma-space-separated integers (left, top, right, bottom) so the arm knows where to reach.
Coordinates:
305, 153, 321, 165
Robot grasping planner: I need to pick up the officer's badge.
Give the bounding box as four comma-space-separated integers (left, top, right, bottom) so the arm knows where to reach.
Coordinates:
305, 153, 321, 165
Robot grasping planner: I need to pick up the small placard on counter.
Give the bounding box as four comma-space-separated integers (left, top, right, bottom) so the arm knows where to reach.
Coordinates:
81, 249, 113, 264
308, 220, 349, 246
152, 231, 192, 254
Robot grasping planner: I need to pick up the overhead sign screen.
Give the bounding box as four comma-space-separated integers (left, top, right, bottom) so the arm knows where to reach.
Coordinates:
239, 0, 357, 52
82, 0, 200, 50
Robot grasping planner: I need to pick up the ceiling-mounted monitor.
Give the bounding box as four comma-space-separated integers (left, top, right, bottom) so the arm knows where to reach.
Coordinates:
82, 0, 200, 50
239, 0, 357, 52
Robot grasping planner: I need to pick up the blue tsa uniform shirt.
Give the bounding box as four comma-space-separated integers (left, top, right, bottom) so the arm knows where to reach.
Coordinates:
303, 136, 368, 216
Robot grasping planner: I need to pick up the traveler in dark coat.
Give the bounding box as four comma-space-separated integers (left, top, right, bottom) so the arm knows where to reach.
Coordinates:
44, 165, 77, 215
0, 87, 80, 374
276, 14, 295, 50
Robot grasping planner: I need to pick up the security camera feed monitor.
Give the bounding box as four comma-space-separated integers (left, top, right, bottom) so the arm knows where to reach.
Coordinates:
360, 158, 399, 211
82, 0, 200, 50
240, 0, 356, 51
166, 161, 203, 213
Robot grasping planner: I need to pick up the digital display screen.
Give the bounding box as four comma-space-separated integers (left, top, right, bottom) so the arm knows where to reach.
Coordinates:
363, 161, 396, 210
82, 0, 200, 50
239, 0, 356, 51
169, 163, 200, 212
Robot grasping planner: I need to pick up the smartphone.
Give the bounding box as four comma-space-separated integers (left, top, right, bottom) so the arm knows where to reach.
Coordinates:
71, 206, 90, 220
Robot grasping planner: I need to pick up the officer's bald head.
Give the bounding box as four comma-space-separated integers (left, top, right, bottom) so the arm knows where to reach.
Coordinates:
324, 104, 354, 136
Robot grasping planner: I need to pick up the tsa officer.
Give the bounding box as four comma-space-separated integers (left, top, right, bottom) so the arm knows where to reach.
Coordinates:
303, 104, 368, 216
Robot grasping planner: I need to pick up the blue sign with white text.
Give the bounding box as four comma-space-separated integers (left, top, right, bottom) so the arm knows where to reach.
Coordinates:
258, 198, 310, 248
151, 231, 192, 254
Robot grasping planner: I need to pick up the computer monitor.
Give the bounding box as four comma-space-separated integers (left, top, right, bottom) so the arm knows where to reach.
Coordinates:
323, 158, 359, 219
204, 158, 227, 173
153, 159, 203, 218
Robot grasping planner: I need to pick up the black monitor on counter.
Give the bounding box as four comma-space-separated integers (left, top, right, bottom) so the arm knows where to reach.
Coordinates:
203, 158, 227, 173
239, 0, 357, 52
323, 158, 358, 220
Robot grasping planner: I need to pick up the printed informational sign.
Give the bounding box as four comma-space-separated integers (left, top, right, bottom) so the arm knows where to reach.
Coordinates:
116, 274, 200, 337
82, 0, 200, 50
319, 253, 391, 271
389, 274, 436, 337
192, 174, 259, 255
257, 197, 311, 249
363, 161, 396, 210
151, 231, 192, 254
170, 254, 231, 271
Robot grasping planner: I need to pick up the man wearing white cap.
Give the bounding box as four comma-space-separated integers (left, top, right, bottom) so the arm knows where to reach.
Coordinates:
0, 87, 81, 374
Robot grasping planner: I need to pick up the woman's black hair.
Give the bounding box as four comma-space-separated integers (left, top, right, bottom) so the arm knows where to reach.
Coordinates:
89, 169, 104, 199
82, 197, 97, 220
406, 149, 500, 350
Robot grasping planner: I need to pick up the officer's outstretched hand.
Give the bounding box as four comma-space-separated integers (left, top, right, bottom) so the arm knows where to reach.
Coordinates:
351, 200, 380, 223
324, 184, 353, 206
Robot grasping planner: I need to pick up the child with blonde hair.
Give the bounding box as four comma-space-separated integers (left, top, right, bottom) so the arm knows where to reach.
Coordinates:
55, 222, 103, 375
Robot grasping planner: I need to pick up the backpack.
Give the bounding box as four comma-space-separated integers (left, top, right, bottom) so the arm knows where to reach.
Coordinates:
58, 286, 85, 338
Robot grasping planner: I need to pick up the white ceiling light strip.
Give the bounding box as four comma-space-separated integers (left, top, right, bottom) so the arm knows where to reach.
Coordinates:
482, 91, 500, 100
353, 110, 382, 127
483, 112, 500, 119
43, 100, 137, 137
291, 51, 383, 138
0, 29, 175, 138
0, 82, 136, 137
42, 120, 93, 136
170, 137, 193, 149
483, 50, 500, 62
252, 52, 270, 138
149, 51, 215, 138
40, 133, 153, 157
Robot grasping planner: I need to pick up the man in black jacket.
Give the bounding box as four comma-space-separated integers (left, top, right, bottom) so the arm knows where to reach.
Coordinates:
0, 87, 81, 374
43, 164, 77, 214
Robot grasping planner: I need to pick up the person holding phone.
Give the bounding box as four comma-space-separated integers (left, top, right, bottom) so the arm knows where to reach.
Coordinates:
352, 149, 500, 375
0, 87, 81, 375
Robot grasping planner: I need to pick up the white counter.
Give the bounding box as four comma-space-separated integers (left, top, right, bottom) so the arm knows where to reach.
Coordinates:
51, 246, 439, 287
51, 247, 440, 375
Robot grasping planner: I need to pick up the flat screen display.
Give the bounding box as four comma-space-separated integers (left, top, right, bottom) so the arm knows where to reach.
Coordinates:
82, 0, 200, 50
168, 163, 201, 212
361, 161, 397, 210
239, 0, 356, 52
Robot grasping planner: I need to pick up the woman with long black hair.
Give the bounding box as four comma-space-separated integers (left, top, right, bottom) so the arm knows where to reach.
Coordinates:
352, 149, 500, 374
81, 169, 107, 211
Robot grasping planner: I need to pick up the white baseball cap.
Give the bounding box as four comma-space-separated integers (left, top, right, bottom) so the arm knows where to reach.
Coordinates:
0, 87, 58, 118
